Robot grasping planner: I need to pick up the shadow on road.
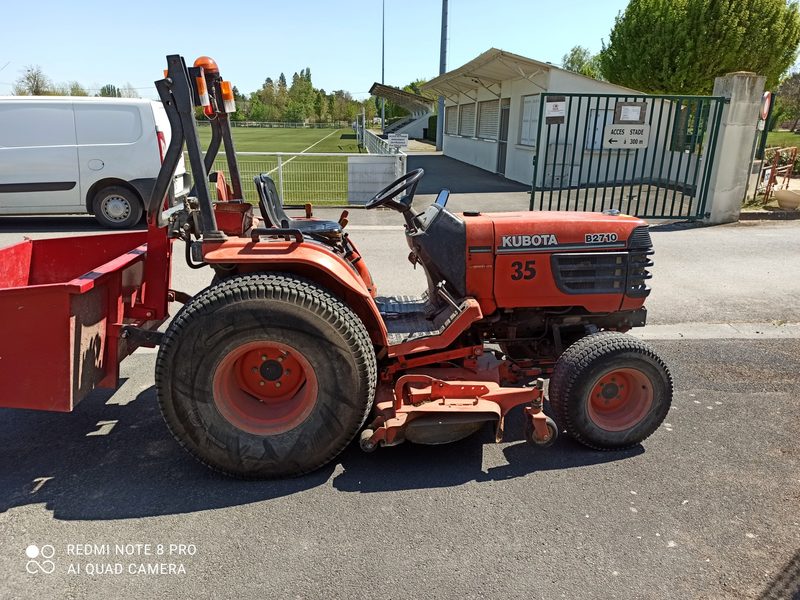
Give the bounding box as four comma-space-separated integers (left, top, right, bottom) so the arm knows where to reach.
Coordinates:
0, 387, 641, 520
0, 216, 140, 234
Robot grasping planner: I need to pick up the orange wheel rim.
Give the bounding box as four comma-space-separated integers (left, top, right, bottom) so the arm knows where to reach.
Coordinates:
587, 367, 653, 432
212, 341, 318, 435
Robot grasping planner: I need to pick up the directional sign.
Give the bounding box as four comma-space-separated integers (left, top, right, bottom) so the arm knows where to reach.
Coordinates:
603, 124, 650, 149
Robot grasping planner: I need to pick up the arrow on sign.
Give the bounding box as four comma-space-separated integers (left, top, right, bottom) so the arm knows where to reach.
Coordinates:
608, 138, 619, 144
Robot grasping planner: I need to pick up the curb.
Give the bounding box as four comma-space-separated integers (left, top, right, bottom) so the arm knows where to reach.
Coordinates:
739, 210, 800, 220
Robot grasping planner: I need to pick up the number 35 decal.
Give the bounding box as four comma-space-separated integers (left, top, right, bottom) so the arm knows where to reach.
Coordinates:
511, 260, 536, 280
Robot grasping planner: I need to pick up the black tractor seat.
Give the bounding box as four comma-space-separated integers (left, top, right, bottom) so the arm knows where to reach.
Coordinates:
253, 174, 341, 235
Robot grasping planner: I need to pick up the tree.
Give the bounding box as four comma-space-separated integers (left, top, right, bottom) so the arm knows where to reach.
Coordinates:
68, 81, 88, 96
562, 46, 602, 79
120, 82, 139, 98
12, 65, 51, 95
777, 72, 800, 129
99, 84, 121, 97
599, 0, 800, 94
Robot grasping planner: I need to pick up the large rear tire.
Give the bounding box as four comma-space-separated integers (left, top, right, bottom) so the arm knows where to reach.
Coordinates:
548, 332, 672, 450
155, 273, 377, 478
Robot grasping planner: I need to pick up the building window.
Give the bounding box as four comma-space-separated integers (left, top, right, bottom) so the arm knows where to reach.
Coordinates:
477, 100, 500, 140
445, 105, 458, 135
459, 103, 476, 137
519, 94, 540, 146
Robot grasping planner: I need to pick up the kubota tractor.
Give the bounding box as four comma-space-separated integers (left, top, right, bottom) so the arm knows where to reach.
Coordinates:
0, 55, 672, 478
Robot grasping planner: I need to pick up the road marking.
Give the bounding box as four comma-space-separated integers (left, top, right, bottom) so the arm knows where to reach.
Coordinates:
346, 225, 404, 231
266, 129, 341, 176
30, 477, 54, 494
86, 420, 118, 436
634, 322, 800, 340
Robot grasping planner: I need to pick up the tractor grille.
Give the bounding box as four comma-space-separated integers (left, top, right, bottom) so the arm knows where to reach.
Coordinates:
552, 253, 628, 294
628, 226, 652, 249
626, 249, 654, 297
552, 249, 653, 297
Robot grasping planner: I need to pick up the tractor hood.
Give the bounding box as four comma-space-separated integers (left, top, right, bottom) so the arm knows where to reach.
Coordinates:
461, 210, 653, 316
472, 211, 649, 253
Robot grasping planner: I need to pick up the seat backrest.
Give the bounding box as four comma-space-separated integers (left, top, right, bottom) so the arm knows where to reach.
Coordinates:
254, 174, 291, 227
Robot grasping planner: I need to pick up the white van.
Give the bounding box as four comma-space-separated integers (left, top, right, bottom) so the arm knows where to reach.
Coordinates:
0, 96, 189, 228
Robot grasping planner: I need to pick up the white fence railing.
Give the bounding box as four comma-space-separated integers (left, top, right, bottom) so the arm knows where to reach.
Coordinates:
195, 120, 349, 129
353, 114, 404, 155
363, 129, 401, 155
187, 151, 406, 205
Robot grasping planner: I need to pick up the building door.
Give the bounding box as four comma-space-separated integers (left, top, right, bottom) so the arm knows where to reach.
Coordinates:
530, 92, 725, 219
497, 99, 510, 175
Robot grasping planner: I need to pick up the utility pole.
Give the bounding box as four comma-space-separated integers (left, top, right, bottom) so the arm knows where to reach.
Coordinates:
436, 0, 448, 151
381, 0, 386, 135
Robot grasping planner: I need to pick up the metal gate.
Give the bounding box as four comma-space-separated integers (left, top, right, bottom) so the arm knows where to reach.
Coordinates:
530, 93, 726, 219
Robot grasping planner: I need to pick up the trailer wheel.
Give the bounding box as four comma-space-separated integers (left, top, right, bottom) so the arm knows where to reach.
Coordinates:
92, 185, 142, 229
155, 273, 377, 478
548, 332, 672, 450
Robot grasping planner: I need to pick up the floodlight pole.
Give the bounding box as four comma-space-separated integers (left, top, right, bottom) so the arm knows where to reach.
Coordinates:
436, 0, 448, 151
381, 0, 386, 135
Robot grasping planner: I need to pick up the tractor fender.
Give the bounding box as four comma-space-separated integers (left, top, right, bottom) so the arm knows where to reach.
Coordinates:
202, 238, 388, 347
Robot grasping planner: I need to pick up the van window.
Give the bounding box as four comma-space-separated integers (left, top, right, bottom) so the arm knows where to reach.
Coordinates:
75, 104, 142, 145
0, 104, 76, 148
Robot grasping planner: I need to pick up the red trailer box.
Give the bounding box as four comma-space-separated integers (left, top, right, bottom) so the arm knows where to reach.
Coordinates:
0, 231, 154, 412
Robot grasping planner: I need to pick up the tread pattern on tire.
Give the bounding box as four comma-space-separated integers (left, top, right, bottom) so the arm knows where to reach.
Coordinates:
548, 331, 673, 451
155, 272, 378, 478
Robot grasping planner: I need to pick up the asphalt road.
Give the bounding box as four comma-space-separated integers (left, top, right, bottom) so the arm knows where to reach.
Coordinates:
0, 213, 798, 600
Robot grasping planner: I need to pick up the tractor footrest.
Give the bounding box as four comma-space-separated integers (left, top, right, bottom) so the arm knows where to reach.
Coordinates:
384, 301, 463, 345
376, 294, 431, 318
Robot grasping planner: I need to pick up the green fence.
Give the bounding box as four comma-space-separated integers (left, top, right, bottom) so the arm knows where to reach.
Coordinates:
531, 93, 726, 219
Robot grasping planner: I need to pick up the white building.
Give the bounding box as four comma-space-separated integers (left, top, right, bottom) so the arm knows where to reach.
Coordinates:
422, 48, 644, 186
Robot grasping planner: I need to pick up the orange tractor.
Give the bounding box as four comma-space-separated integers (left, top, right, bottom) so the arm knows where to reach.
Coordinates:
0, 56, 672, 478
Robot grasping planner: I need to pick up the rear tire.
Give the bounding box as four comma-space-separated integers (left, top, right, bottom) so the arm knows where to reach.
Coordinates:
92, 185, 143, 229
155, 273, 377, 478
548, 332, 672, 450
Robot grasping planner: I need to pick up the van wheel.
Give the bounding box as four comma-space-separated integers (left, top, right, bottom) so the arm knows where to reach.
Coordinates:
92, 186, 143, 228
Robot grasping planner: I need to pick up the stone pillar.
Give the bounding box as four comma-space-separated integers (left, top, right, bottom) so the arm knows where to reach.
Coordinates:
703, 72, 765, 224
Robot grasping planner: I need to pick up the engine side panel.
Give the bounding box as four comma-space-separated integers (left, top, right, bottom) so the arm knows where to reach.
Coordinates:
465, 211, 650, 314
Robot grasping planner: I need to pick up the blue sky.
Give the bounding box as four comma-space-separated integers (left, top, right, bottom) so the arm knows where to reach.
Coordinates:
0, 0, 629, 99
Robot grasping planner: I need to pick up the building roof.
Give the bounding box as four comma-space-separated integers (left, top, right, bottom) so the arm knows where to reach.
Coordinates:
421, 47, 640, 100
368, 82, 433, 113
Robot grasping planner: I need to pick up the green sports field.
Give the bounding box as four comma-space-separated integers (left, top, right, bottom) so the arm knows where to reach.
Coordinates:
192, 127, 362, 204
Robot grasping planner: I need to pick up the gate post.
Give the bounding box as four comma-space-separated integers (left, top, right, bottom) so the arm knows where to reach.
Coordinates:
703, 72, 765, 224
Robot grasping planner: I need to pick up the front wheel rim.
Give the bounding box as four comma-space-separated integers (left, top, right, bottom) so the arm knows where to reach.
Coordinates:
100, 195, 131, 222
587, 367, 654, 432
212, 341, 319, 435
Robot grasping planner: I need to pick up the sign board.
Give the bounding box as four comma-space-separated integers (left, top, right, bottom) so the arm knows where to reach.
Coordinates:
387, 133, 408, 148
613, 101, 647, 124
761, 91, 772, 120
603, 124, 651, 149
545, 96, 566, 125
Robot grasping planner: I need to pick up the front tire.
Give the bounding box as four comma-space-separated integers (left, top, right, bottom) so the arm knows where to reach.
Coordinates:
155, 273, 377, 478
92, 185, 143, 229
548, 332, 672, 450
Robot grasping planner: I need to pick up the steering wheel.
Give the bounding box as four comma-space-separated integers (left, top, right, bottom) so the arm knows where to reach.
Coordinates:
365, 168, 424, 211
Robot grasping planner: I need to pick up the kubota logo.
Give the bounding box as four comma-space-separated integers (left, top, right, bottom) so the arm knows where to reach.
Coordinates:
500, 234, 558, 249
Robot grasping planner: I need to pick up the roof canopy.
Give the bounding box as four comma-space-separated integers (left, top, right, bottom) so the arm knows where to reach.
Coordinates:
421, 48, 552, 101
369, 82, 433, 113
